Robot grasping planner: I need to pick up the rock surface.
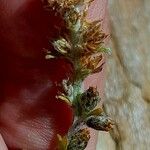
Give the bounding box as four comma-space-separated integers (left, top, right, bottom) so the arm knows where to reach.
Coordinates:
97, 0, 150, 149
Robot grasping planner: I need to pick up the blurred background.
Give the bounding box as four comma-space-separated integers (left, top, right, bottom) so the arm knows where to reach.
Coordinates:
97, 0, 150, 149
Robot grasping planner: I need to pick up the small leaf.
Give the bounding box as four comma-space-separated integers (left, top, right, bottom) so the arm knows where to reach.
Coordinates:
45, 54, 55, 59
56, 94, 72, 106
53, 38, 71, 55
92, 62, 105, 74
97, 47, 112, 55
57, 134, 68, 150
87, 108, 103, 117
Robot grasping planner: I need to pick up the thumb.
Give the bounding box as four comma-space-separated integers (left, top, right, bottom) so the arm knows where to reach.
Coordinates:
0, 134, 8, 150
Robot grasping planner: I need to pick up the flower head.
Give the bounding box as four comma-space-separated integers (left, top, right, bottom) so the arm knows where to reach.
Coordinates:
67, 128, 90, 150
86, 114, 114, 131
82, 21, 108, 55
81, 54, 103, 73
79, 87, 101, 114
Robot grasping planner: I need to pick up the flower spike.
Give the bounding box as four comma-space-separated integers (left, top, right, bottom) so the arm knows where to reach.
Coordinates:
44, 0, 114, 149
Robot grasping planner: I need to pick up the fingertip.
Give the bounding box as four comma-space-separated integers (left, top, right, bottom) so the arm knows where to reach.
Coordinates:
0, 134, 8, 150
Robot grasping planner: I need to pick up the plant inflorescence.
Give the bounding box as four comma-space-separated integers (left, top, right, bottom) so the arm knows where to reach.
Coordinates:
45, 0, 114, 149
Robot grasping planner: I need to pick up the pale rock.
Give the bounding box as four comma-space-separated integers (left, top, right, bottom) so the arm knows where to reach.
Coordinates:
97, 0, 150, 150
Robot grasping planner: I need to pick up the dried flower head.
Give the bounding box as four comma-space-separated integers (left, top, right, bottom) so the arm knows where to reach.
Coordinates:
86, 115, 114, 131
79, 87, 101, 113
81, 54, 103, 73
82, 21, 108, 54
45, 0, 114, 149
51, 0, 94, 8
67, 128, 90, 150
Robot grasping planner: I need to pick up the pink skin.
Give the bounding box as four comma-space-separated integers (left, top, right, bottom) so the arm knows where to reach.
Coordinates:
0, 0, 108, 149
85, 0, 108, 149
0, 134, 8, 150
